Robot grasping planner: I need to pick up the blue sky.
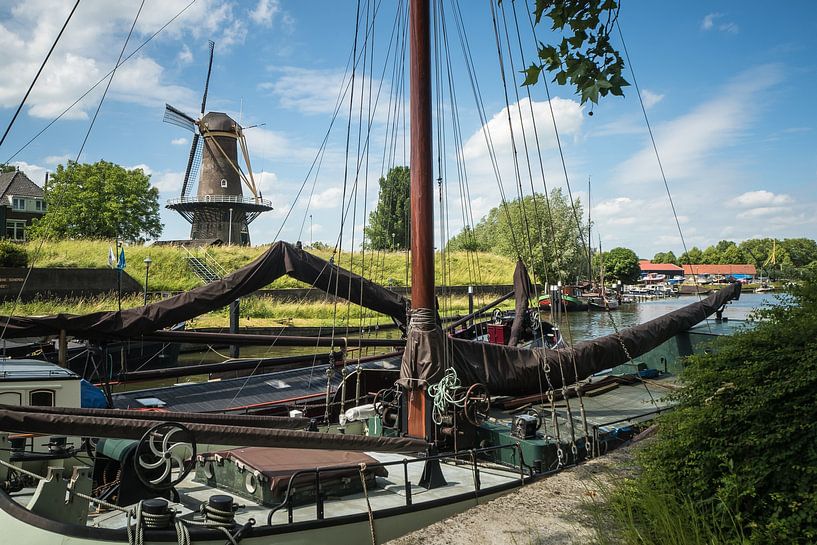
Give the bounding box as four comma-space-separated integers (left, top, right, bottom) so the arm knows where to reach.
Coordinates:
1, 0, 815, 259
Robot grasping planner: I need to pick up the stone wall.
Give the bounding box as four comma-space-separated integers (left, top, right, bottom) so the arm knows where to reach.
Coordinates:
0, 268, 141, 301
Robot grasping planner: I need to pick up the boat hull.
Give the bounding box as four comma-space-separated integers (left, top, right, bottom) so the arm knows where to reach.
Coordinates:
0, 482, 517, 545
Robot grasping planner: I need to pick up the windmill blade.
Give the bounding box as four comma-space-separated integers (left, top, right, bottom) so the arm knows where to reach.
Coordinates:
164, 104, 197, 132
180, 133, 203, 198
200, 40, 215, 114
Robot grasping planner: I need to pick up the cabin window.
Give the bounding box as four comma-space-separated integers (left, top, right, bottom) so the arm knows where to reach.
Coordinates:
0, 392, 22, 406
220, 178, 228, 188
29, 390, 55, 407
12, 197, 25, 210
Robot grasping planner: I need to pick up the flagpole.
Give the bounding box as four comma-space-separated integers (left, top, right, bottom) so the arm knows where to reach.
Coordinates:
116, 239, 122, 311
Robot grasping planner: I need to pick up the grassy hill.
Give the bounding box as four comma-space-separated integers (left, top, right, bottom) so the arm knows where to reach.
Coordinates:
23, 240, 517, 292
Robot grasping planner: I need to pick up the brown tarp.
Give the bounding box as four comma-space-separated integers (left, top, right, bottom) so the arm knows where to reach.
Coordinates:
401, 282, 741, 396
0, 406, 428, 454
508, 260, 532, 347
0, 241, 408, 339
0, 404, 310, 430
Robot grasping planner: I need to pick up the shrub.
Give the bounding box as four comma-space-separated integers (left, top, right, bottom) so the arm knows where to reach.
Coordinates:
634, 275, 817, 543
0, 240, 28, 267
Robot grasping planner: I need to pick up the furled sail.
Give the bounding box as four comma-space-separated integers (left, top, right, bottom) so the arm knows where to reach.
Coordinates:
0, 405, 428, 454
0, 241, 408, 339
401, 282, 741, 395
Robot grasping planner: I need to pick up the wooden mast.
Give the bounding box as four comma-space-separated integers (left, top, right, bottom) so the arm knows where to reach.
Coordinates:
407, 0, 434, 439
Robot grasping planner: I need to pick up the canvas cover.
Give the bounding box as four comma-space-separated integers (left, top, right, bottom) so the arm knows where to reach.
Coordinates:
400, 282, 741, 395
0, 405, 428, 454
0, 241, 408, 339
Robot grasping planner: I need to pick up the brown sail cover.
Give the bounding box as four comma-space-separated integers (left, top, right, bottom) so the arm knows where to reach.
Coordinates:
508, 260, 532, 347
0, 241, 408, 339
0, 404, 311, 429
0, 406, 428, 454
401, 282, 741, 395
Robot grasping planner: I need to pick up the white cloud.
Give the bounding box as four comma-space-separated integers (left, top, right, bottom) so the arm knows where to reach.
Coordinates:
10, 161, 48, 185
44, 154, 71, 166
250, 0, 280, 26
640, 89, 664, 109
0, 0, 247, 121
171, 137, 188, 146
177, 44, 193, 64
729, 190, 793, 208
612, 65, 782, 186
309, 186, 344, 209
701, 13, 738, 33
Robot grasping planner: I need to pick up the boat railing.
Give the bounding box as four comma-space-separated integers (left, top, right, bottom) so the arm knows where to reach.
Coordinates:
266, 442, 530, 525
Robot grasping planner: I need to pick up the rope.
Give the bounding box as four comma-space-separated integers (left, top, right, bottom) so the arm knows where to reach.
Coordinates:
0, 459, 47, 481
358, 463, 377, 545
428, 368, 467, 425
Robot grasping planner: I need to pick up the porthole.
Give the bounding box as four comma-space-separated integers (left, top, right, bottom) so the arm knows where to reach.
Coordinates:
245, 472, 257, 493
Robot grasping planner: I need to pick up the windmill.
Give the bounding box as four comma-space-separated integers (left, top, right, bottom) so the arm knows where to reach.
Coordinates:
164, 41, 272, 245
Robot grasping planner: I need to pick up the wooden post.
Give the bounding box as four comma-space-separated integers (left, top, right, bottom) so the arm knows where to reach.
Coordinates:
58, 330, 67, 368
408, 0, 434, 440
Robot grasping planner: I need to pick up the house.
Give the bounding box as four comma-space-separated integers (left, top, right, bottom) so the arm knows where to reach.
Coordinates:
639, 260, 684, 278
682, 264, 757, 281
0, 170, 47, 241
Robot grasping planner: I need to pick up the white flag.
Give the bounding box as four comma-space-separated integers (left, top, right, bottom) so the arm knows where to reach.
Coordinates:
108, 247, 115, 268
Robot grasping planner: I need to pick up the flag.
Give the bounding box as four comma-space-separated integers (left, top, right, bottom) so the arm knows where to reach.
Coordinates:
108, 247, 116, 268
117, 247, 126, 270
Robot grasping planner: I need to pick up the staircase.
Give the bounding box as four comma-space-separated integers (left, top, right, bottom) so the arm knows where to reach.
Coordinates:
184, 248, 228, 284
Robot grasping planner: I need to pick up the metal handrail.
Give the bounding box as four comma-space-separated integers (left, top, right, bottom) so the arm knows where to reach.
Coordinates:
167, 195, 273, 207
265, 443, 530, 526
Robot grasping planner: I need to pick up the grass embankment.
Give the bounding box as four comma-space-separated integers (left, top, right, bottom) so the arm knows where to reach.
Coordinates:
9, 240, 516, 327
23, 240, 515, 291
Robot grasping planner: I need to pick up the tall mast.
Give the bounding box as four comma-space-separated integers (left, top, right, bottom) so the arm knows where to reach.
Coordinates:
410, 0, 434, 310
407, 0, 434, 440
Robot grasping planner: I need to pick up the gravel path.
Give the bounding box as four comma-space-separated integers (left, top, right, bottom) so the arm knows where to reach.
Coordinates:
386, 443, 643, 545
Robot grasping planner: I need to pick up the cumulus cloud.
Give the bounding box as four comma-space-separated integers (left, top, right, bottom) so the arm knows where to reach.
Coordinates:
177, 44, 193, 64
729, 190, 793, 208
171, 137, 188, 146
308, 186, 344, 209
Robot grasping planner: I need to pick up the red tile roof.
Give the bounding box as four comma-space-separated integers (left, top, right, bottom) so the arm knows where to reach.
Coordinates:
639, 260, 684, 272
682, 264, 757, 276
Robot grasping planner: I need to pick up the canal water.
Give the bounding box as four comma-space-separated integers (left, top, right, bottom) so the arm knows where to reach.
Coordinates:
554, 291, 777, 344
176, 291, 778, 366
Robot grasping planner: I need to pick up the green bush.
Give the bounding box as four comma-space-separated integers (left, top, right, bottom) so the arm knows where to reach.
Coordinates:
632, 275, 817, 543
0, 240, 28, 267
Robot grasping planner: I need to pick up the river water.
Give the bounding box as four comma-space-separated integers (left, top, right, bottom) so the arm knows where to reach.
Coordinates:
555, 291, 777, 344
175, 291, 778, 366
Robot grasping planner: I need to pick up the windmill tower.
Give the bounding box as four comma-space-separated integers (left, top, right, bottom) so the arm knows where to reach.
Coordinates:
164, 41, 272, 245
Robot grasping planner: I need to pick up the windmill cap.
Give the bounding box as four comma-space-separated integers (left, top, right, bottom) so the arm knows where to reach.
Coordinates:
202, 111, 238, 133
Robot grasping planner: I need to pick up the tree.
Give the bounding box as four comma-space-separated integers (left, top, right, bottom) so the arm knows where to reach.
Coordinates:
678, 246, 703, 264
518, 0, 629, 104
603, 246, 639, 283
651, 251, 677, 265
447, 188, 589, 283
364, 166, 410, 251
0, 164, 17, 174
29, 160, 162, 241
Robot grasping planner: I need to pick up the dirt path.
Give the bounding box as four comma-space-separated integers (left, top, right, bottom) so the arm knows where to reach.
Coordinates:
387, 444, 641, 545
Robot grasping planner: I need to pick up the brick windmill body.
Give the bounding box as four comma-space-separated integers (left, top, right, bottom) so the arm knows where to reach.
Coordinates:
164, 42, 272, 245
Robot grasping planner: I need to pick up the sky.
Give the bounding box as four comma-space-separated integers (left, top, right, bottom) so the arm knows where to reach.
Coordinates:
0, 0, 815, 260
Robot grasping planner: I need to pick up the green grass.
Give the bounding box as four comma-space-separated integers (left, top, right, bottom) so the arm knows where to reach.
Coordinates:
587, 477, 746, 545
21, 240, 516, 292
0, 292, 512, 328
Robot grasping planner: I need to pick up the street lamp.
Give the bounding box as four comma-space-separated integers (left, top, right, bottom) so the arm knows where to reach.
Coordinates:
143, 257, 152, 306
